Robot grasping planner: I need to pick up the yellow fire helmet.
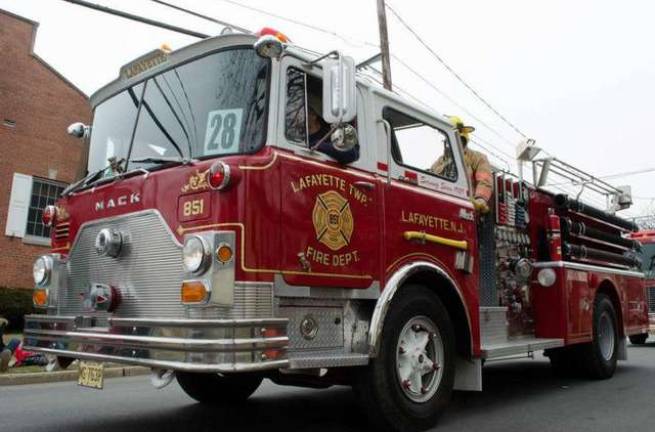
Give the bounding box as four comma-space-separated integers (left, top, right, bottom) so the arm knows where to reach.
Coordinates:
448, 115, 475, 140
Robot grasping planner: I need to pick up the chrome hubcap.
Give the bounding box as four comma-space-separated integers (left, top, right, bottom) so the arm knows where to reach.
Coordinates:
396, 316, 444, 403
598, 311, 615, 361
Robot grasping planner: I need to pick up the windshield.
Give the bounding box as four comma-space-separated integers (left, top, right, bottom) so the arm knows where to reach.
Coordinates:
88, 47, 269, 174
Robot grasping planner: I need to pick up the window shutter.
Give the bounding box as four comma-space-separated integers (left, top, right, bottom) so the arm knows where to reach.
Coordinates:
5, 173, 33, 238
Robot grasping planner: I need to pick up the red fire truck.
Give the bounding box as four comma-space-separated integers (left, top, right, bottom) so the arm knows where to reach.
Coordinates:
629, 230, 655, 343
24, 30, 649, 431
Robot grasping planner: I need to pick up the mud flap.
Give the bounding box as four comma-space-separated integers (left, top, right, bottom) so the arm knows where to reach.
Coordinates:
454, 356, 482, 391
618, 337, 627, 361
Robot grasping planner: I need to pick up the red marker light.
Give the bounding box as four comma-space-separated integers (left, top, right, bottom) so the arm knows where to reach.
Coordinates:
42, 205, 57, 227
208, 161, 231, 190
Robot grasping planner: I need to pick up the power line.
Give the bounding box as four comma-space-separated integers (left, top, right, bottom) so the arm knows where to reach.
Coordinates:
215, 0, 377, 49
384, 1, 528, 140
391, 53, 520, 152
151, 0, 251, 33
61, 0, 209, 38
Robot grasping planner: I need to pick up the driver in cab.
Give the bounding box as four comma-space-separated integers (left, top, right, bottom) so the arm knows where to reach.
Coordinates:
307, 94, 359, 165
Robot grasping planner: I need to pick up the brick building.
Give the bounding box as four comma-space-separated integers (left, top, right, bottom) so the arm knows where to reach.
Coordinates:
0, 9, 90, 289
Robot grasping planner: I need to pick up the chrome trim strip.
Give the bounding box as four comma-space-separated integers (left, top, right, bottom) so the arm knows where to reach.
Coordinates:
368, 261, 472, 357
533, 261, 645, 278
24, 347, 289, 373
24, 328, 287, 352
109, 317, 288, 327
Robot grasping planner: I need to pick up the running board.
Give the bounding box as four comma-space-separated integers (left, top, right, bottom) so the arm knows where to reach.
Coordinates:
481, 338, 564, 359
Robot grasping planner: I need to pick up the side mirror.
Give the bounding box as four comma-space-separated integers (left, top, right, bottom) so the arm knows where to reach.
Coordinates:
330, 124, 358, 153
67, 122, 89, 139
322, 54, 356, 124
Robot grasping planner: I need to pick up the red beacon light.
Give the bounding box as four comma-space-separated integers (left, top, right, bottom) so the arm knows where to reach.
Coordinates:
257, 27, 290, 43
42, 205, 57, 227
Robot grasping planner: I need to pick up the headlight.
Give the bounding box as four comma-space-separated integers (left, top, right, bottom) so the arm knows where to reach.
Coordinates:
537, 268, 557, 287
183, 236, 209, 274
33, 255, 53, 286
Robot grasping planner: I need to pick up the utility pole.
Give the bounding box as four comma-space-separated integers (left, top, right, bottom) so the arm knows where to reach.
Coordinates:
376, 0, 393, 91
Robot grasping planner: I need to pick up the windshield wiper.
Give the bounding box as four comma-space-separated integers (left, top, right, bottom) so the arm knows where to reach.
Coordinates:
131, 157, 194, 165
63, 165, 112, 196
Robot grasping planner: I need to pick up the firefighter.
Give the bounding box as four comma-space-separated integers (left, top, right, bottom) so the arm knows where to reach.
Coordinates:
431, 116, 493, 213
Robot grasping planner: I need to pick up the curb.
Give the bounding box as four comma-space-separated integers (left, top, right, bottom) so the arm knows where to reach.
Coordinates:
0, 366, 149, 386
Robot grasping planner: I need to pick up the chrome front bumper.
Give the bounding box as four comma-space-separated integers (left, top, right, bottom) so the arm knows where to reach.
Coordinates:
24, 314, 289, 373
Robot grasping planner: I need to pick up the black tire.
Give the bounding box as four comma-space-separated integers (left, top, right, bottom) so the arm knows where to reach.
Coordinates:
629, 334, 648, 345
356, 285, 456, 432
176, 372, 263, 404
579, 293, 619, 379
546, 347, 579, 377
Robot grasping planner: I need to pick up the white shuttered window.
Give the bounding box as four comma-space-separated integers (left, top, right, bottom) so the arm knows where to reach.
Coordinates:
5, 173, 33, 238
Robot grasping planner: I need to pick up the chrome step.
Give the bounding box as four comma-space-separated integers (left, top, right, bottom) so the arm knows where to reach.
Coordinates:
481, 337, 564, 359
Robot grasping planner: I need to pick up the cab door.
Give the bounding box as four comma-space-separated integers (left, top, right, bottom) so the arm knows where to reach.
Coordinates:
374, 97, 479, 308
275, 60, 380, 290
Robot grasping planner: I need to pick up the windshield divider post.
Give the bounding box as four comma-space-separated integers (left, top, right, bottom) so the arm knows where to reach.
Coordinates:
125, 83, 149, 170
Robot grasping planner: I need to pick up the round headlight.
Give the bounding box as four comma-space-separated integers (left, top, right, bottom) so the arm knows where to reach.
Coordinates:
537, 268, 557, 287
183, 236, 209, 274
33, 256, 52, 286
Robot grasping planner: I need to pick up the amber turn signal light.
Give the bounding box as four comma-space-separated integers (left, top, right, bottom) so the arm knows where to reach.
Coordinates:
33, 289, 48, 308
180, 281, 208, 304
216, 244, 233, 264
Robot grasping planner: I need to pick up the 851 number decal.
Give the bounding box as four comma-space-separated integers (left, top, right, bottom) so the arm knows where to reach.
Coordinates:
204, 109, 243, 155
178, 191, 211, 222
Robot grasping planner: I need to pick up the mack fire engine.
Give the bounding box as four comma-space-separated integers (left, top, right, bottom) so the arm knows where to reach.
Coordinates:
24, 30, 649, 431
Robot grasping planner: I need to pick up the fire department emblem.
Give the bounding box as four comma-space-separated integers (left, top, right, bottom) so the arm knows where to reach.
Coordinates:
181, 169, 209, 193
312, 190, 354, 251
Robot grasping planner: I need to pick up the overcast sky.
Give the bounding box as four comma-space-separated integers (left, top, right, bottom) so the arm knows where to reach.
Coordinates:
2, 0, 653, 217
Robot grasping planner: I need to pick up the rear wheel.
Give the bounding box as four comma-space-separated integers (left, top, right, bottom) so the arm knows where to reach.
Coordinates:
579, 294, 618, 379
176, 372, 263, 404
356, 285, 455, 432
629, 334, 648, 345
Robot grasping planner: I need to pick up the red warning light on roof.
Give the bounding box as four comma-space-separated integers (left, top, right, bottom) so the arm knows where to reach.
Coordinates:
257, 27, 290, 43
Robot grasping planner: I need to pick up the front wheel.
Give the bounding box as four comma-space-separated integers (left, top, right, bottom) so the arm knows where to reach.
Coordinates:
629, 333, 648, 345
356, 285, 455, 432
579, 294, 619, 379
176, 372, 263, 404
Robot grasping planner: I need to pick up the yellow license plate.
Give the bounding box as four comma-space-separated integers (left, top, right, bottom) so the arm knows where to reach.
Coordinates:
78, 361, 104, 389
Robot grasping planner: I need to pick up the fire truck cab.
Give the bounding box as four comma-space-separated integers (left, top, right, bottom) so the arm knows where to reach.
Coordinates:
24, 31, 649, 431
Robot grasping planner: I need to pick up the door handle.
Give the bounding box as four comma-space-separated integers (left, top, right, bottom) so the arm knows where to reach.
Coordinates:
353, 181, 376, 190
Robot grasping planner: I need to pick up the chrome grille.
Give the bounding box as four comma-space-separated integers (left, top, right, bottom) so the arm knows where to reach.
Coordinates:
648, 286, 655, 313
186, 283, 273, 319
59, 211, 186, 318
54, 222, 70, 241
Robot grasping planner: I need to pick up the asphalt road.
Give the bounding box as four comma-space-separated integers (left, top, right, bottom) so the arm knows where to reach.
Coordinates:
2, 343, 655, 432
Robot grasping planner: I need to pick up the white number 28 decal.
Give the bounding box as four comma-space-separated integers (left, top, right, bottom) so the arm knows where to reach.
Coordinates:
203, 108, 243, 155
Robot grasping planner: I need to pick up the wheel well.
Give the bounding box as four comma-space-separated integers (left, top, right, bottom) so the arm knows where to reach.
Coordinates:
404, 270, 472, 359
597, 280, 624, 337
